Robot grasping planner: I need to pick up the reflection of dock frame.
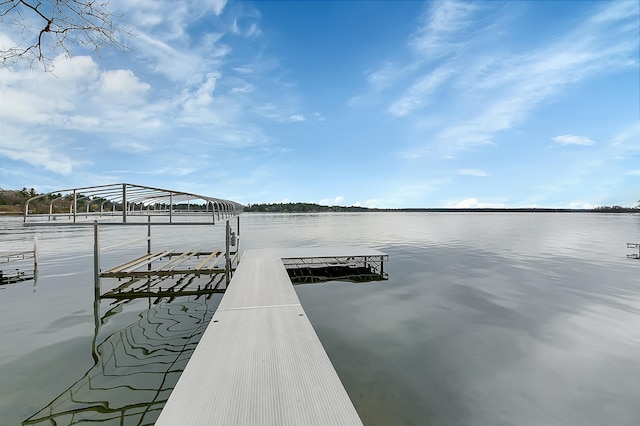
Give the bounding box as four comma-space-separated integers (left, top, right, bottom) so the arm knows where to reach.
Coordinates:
23, 295, 218, 425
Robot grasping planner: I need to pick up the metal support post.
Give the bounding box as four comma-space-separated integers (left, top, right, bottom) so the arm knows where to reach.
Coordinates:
147, 216, 152, 271
236, 215, 241, 253
33, 237, 38, 276
211, 201, 215, 225
170, 192, 173, 223
225, 220, 231, 285
72, 189, 77, 222
93, 222, 100, 297
122, 184, 127, 223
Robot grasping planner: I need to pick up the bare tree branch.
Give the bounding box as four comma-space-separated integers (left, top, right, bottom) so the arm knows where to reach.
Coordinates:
0, 0, 130, 69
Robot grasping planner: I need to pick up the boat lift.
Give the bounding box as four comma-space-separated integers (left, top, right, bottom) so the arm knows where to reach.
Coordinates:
23, 183, 243, 225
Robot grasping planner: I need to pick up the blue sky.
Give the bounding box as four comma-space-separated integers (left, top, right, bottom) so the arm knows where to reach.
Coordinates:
0, 0, 638, 208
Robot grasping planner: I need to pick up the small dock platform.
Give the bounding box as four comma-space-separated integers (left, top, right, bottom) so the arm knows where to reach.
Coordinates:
0, 239, 38, 285
281, 247, 388, 283
156, 247, 385, 425
628, 243, 640, 259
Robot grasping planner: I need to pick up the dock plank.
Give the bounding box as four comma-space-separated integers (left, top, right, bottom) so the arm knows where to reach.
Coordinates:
194, 249, 222, 270
102, 250, 168, 274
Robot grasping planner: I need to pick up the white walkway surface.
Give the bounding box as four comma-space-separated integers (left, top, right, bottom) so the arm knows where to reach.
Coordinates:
155, 248, 379, 425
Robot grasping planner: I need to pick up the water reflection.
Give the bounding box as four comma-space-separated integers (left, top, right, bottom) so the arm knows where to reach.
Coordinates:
23, 294, 219, 425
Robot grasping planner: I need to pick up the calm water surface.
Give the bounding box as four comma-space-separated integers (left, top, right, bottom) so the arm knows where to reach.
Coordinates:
1, 212, 639, 425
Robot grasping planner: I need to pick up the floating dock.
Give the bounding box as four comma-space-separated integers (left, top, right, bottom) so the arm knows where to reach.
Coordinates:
156, 247, 387, 425
0, 238, 37, 285
628, 242, 640, 259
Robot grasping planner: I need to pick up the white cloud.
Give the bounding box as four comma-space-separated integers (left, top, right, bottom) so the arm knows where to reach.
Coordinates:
284, 114, 306, 122
0, 127, 74, 175
230, 81, 255, 94
445, 198, 505, 208
204, 0, 228, 16
253, 103, 313, 124
98, 69, 151, 104
457, 169, 489, 176
182, 72, 220, 110
319, 196, 345, 206
628, 170, 640, 176
568, 202, 597, 209
552, 135, 595, 146
233, 66, 255, 75
0, 55, 100, 127
109, 138, 154, 153
363, 199, 379, 208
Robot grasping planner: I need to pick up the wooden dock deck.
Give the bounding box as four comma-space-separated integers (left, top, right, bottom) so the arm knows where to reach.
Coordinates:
156, 247, 384, 425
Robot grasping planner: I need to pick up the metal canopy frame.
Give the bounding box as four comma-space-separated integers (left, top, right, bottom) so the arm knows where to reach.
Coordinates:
24, 183, 243, 225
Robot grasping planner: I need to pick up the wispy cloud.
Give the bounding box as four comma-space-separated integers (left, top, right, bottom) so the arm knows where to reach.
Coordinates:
552, 135, 595, 146
411, 0, 480, 57
388, 67, 454, 117
283, 114, 306, 122
611, 122, 640, 151
377, 0, 638, 157
458, 169, 489, 177
0, 127, 75, 175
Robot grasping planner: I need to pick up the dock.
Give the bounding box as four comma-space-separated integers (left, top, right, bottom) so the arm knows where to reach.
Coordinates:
156, 247, 386, 425
16, 183, 387, 423
0, 238, 37, 284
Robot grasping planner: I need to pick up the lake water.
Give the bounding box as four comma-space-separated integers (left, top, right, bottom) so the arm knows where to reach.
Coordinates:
1, 212, 639, 425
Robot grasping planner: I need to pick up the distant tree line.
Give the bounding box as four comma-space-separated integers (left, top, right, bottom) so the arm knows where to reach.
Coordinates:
244, 202, 640, 214
2, 189, 639, 214
592, 205, 639, 213
0, 188, 83, 214
244, 202, 369, 213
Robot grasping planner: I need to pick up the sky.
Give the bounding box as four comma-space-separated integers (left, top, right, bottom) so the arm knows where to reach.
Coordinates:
0, 0, 638, 208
